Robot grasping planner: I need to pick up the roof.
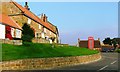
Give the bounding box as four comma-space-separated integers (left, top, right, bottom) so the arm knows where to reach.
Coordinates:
79, 40, 101, 48
12, 1, 57, 34
47, 21, 59, 35
0, 14, 22, 30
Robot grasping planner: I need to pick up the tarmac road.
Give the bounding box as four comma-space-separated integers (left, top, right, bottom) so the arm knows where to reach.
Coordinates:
53, 52, 119, 71
2, 53, 119, 72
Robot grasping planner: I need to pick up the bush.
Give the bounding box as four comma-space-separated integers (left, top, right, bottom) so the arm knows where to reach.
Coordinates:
23, 42, 32, 46
116, 49, 120, 53
22, 23, 35, 42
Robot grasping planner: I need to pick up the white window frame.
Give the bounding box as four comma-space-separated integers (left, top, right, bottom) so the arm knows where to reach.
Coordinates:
0, 24, 5, 39
39, 24, 41, 29
11, 28, 14, 37
15, 29, 21, 38
27, 18, 31, 24
50, 31, 52, 35
41, 32, 45, 38
44, 28, 47, 33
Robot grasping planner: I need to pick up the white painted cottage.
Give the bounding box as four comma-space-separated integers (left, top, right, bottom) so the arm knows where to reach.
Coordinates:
0, 14, 22, 40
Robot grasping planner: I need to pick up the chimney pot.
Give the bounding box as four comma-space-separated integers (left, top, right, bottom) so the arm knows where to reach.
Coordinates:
25, 2, 28, 5
98, 38, 100, 41
24, 2, 30, 10
78, 38, 80, 42
43, 14, 47, 22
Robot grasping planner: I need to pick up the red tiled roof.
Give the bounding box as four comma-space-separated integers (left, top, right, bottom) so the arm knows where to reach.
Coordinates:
47, 21, 58, 32
12, 1, 56, 33
0, 14, 22, 30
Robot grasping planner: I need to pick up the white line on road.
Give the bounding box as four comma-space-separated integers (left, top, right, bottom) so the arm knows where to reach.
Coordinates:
98, 65, 108, 71
111, 60, 117, 65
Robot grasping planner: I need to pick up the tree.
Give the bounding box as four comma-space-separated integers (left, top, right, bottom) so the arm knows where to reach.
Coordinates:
103, 37, 120, 49
22, 23, 35, 42
103, 37, 112, 45
112, 40, 117, 48
112, 38, 120, 48
112, 38, 120, 44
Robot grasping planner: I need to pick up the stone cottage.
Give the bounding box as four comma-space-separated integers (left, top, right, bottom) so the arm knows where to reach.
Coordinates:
1, 1, 59, 43
0, 14, 22, 40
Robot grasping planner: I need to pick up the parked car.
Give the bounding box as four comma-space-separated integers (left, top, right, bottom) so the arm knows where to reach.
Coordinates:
101, 45, 115, 52
101, 47, 115, 52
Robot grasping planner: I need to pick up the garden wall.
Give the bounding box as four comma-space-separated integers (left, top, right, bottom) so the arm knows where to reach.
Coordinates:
32, 38, 50, 43
1, 53, 101, 70
0, 38, 50, 45
0, 39, 22, 45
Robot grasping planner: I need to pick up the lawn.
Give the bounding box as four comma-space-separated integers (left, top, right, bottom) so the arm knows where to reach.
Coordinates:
2, 43, 99, 61
116, 49, 120, 53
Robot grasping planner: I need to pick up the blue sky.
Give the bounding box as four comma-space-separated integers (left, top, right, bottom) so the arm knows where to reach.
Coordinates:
18, 2, 118, 45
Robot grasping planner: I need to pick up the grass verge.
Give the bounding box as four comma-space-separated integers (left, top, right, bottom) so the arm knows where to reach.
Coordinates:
2, 43, 99, 61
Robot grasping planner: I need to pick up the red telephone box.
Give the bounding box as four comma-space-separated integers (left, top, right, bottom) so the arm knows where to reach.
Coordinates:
88, 36, 94, 49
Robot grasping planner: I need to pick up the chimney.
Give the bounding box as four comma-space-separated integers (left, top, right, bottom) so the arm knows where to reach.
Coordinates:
78, 38, 80, 47
43, 14, 47, 22
24, 2, 30, 10
41, 13, 44, 21
78, 38, 80, 42
98, 38, 100, 41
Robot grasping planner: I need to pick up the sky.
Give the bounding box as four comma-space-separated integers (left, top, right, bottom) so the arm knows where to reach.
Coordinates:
18, 2, 118, 45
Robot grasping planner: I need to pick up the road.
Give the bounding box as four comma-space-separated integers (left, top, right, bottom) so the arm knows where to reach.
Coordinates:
53, 52, 119, 71
2, 53, 119, 72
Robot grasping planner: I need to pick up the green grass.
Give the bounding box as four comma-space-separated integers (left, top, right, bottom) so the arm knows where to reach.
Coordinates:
2, 43, 99, 61
116, 49, 120, 53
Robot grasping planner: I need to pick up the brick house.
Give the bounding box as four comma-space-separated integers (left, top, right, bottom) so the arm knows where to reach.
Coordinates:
0, 14, 22, 40
78, 38, 101, 51
1, 1, 59, 43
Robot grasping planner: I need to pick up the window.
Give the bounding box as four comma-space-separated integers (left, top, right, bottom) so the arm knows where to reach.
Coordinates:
16, 29, 20, 38
11, 28, 14, 37
0, 24, 5, 39
41, 32, 45, 38
39, 24, 41, 29
50, 31, 51, 35
35, 33, 40, 38
27, 18, 31, 24
44, 28, 47, 33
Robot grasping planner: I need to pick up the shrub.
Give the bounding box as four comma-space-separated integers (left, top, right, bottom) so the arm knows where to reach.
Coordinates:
22, 23, 35, 42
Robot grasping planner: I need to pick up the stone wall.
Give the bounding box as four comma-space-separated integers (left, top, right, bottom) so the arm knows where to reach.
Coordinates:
0, 39, 22, 45
1, 53, 101, 70
32, 38, 50, 43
